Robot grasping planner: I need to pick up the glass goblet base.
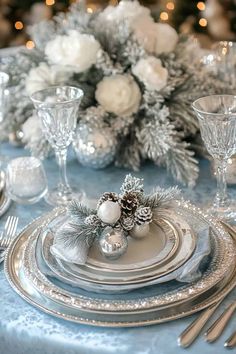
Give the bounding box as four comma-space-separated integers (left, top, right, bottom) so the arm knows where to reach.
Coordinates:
207, 201, 236, 222
44, 187, 83, 206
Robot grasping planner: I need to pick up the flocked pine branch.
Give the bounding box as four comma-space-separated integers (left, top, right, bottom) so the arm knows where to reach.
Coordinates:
67, 200, 96, 223
140, 186, 181, 209
115, 133, 142, 171
120, 174, 144, 194
93, 18, 130, 59
163, 141, 199, 187
110, 114, 135, 137
136, 109, 173, 160
95, 50, 123, 76
29, 21, 57, 51
120, 36, 146, 66
55, 222, 100, 250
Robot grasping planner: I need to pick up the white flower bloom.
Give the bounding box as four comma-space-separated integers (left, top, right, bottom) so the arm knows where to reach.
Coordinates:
95, 74, 141, 116
99, 0, 151, 24
98, 1, 178, 55
132, 57, 168, 91
25, 62, 70, 95
22, 114, 43, 143
132, 19, 178, 55
131, 16, 157, 53
154, 23, 178, 55
45, 30, 100, 72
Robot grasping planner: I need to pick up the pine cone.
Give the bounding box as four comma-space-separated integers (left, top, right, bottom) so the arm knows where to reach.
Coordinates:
97, 192, 119, 208
120, 216, 135, 231
84, 214, 100, 226
135, 207, 153, 225
120, 192, 139, 216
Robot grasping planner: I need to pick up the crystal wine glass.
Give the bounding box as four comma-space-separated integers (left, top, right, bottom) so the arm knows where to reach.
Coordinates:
0, 71, 9, 123
192, 95, 236, 220
31, 86, 84, 206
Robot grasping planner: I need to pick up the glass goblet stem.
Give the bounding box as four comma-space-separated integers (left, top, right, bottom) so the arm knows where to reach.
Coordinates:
214, 158, 229, 209
55, 148, 71, 197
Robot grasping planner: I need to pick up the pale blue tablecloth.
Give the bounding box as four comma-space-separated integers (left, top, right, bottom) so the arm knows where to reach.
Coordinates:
0, 143, 235, 354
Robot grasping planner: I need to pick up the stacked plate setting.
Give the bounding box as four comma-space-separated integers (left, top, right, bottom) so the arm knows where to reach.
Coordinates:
5, 201, 236, 327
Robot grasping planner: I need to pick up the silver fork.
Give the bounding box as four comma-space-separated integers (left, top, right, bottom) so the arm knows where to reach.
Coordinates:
0, 216, 19, 263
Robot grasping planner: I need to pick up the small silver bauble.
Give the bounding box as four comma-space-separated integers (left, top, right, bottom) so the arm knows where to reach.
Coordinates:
99, 226, 128, 260
73, 123, 117, 169
129, 223, 150, 239
97, 200, 121, 224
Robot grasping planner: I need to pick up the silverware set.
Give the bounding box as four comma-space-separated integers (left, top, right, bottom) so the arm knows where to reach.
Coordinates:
178, 297, 236, 349
0, 215, 18, 263
178, 221, 236, 349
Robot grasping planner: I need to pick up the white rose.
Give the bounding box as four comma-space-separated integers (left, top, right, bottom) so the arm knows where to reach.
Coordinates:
131, 16, 157, 53
45, 30, 100, 72
132, 57, 168, 91
132, 19, 178, 55
25, 62, 70, 95
99, 0, 151, 24
95, 75, 141, 116
22, 114, 43, 143
154, 23, 178, 55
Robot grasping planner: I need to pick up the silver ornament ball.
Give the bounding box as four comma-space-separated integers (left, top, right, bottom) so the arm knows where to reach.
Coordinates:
99, 226, 128, 260
73, 123, 117, 169
129, 224, 150, 239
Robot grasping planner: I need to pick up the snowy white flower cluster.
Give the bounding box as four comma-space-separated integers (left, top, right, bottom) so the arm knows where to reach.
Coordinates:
25, 1, 178, 117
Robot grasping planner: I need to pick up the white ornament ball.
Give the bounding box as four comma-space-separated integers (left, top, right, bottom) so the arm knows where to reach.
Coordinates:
97, 200, 121, 224
130, 224, 150, 239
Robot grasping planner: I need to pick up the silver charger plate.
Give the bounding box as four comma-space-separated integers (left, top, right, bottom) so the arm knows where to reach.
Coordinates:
4, 206, 236, 327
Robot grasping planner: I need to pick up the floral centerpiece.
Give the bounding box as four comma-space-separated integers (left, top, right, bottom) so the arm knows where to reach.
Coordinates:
1, 0, 225, 185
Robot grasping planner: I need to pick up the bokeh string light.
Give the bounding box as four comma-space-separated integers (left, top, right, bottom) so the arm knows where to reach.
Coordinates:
199, 18, 208, 27
45, 0, 55, 5
197, 2, 206, 11
160, 11, 169, 21
14, 21, 24, 30
26, 40, 35, 49
166, 2, 175, 11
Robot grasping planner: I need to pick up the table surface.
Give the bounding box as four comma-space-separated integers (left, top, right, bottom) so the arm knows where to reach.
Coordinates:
0, 143, 235, 354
